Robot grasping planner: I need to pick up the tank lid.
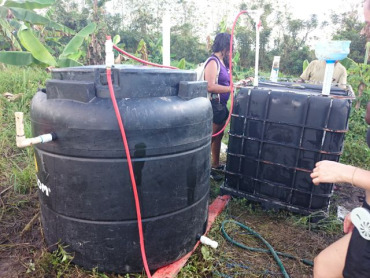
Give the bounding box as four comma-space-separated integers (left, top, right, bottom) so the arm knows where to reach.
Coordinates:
47, 65, 198, 99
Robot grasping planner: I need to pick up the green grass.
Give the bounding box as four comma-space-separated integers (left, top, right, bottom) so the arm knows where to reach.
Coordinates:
0, 66, 49, 193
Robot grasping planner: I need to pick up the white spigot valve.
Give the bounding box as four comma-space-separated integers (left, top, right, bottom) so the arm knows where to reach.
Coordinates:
105, 36, 114, 68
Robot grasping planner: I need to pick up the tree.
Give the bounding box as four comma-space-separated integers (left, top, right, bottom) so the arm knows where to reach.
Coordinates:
270, 10, 319, 75
49, 0, 112, 65
235, 1, 274, 71
331, 10, 367, 64
171, 23, 209, 65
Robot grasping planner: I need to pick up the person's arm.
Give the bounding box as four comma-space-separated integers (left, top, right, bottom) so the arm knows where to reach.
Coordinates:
311, 160, 370, 189
311, 160, 370, 233
311, 160, 370, 202
365, 102, 370, 124
204, 60, 230, 94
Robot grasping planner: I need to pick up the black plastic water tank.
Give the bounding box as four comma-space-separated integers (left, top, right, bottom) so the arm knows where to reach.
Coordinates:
31, 65, 212, 273
221, 82, 353, 215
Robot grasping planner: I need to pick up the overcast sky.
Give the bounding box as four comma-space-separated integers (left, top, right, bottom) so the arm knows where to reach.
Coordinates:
284, 0, 363, 21
188, 0, 365, 41
284, 0, 364, 42
106, 0, 365, 42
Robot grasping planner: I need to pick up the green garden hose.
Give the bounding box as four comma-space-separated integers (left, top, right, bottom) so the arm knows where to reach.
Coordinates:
221, 220, 314, 278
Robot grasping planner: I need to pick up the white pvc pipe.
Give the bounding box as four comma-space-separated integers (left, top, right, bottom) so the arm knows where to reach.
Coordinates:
15, 112, 55, 148
200, 235, 218, 249
254, 19, 260, 87
105, 36, 114, 68
246, 10, 262, 87
162, 11, 171, 67
322, 61, 335, 96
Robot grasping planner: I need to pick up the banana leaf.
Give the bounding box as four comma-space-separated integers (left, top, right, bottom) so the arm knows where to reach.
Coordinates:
17, 24, 57, 66
3, 0, 55, 9
59, 23, 96, 58
303, 59, 309, 72
233, 51, 240, 64
0, 5, 8, 17
57, 58, 83, 68
0, 51, 34, 65
113, 35, 120, 45
177, 58, 186, 69
65, 50, 83, 61
9, 7, 75, 34
340, 57, 357, 70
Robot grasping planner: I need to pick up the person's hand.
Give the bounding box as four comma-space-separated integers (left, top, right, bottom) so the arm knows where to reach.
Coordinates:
235, 77, 254, 88
310, 160, 349, 185
343, 213, 354, 234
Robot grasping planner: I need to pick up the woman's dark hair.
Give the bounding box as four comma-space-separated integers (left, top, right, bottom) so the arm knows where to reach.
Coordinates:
212, 33, 231, 53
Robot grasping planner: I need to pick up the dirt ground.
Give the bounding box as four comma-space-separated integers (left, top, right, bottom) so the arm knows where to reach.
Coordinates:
0, 188, 42, 278
207, 181, 365, 278
0, 178, 365, 278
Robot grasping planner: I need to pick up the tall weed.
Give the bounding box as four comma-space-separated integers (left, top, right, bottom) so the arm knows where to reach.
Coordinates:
0, 65, 49, 192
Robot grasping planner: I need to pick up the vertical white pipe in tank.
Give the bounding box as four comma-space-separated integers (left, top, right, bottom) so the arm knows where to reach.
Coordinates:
162, 11, 171, 67
252, 10, 263, 87
254, 19, 260, 87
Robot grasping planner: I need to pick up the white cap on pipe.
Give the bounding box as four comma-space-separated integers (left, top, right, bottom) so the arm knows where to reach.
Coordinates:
200, 235, 219, 249
105, 36, 114, 68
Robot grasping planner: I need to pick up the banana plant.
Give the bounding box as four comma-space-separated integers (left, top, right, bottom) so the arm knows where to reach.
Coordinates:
302, 59, 309, 72
0, 22, 96, 67
177, 58, 186, 69
340, 57, 357, 70
0, 0, 74, 51
0, 0, 96, 67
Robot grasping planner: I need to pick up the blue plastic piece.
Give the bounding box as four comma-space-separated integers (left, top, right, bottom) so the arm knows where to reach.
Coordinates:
315, 41, 351, 61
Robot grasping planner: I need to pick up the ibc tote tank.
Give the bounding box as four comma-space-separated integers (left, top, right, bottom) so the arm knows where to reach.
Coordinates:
222, 82, 353, 215
31, 65, 212, 273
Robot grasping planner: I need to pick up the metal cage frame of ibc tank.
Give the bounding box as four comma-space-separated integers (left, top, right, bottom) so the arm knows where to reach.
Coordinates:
221, 83, 354, 216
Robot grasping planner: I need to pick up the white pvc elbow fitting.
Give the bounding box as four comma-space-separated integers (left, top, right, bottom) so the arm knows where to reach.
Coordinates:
15, 112, 55, 148
200, 235, 219, 249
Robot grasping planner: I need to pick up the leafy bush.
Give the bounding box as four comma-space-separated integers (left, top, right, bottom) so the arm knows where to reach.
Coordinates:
340, 64, 370, 169
341, 107, 370, 169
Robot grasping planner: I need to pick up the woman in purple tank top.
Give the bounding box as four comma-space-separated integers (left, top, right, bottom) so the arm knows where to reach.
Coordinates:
204, 33, 231, 180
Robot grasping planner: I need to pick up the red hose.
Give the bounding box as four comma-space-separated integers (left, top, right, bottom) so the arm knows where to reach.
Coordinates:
105, 14, 248, 273
106, 68, 152, 278
212, 10, 248, 138
113, 45, 178, 69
